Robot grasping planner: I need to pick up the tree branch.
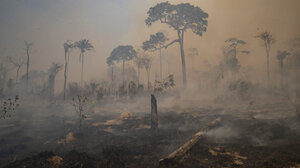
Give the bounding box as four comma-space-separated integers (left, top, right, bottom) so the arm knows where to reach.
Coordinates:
164, 39, 179, 49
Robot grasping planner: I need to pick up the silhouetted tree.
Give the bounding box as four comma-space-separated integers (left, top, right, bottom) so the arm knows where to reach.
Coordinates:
63, 40, 74, 100
74, 39, 94, 87
255, 31, 275, 83
134, 51, 147, 86
187, 48, 199, 75
277, 50, 290, 87
24, 41, 33, 91
141, 55, 152, 90
146, 2, 208, 87
48, 63, 63, 98
107, 45, 137, 88
143, 32, 168, 81
223, 38, 250, 73
9, 56, 25, 83
106, 59, 115, 93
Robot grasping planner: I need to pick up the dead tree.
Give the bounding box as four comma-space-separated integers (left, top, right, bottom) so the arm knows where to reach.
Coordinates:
151, 94, 158, 130
72, 95, 88, 128
159, 117, 221, 167
24, 41, 33, 92
9, 56, 25, 83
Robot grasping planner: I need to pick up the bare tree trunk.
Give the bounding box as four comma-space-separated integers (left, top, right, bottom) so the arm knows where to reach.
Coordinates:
111, 65, 114, 94
122, 59, 125, 88
267, 50, 270, 82
160, 46, 163, 82
160, 117, 222, 167
16, 66, 20, 83
137, 66, 140, 86
81, 53, 84, 88
151, 94, 158, 130
26, 48, 30, 92
279, 60, 283, 88
63, 50, 68, 100
178, 30, 187, 88
147, 70, 150, 90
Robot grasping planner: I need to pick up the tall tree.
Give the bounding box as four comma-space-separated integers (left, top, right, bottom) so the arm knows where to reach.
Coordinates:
187, 48, 199, 75
106, 57, 115, 93
24, 41, 33, 91
134, 51, 148, 86
74, 39, 93, 87
143, 32, 168, 81
276, 50, 290, 87
48, 63, 63, 98
63, 40, 74, 99
145, 2, 208, 87
141, 55, 152, 90
107, 45, 137, 88
223, 38, 250, 73
9, 55, 25, 83
255, 31, 275, 82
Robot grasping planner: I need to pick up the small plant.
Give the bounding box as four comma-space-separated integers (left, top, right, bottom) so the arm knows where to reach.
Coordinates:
0, 95, 19, 119
71, 95, 88, 128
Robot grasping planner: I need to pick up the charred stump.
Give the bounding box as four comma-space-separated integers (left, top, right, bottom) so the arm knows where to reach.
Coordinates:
151, 94, 158, 130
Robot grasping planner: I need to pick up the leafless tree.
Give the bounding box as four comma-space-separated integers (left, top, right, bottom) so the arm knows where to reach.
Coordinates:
9, 56, 25, 83
24, 41, 33, 91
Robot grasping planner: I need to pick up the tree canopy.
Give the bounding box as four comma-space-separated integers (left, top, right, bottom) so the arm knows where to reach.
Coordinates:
142, 32, 168, 52
107, 45, 137, 64
145, 2, 208, 36
74, 39, 93, 54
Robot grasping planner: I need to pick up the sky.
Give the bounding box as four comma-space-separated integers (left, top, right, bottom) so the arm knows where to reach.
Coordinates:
0, 0, 299, 90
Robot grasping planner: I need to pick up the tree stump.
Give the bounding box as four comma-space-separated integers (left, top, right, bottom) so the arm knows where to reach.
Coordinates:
151, 94, 158, 130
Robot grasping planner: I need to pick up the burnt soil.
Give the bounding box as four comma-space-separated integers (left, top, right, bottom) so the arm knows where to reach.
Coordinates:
1, 100, 300, 168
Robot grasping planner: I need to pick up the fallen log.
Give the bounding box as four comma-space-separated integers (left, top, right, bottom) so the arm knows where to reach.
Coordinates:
159, 117, 222, 167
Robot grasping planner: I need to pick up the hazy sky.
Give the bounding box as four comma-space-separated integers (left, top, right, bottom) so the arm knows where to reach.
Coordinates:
0, 0, 299, 89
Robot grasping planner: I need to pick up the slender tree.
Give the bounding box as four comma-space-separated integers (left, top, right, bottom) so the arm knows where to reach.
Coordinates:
107, 45, 137, 88
9, 55, 25, 83
223, 38, 250, 73
63, 40, 74, 99
143, 32, 168, 81
24, 41, 33, 91
48, 63, 63, 98
145, 2, 208, 87
276, 50, 290, 87
187, 48, 199, 75
74, 39, 93, 87
255, 31, 275, 82
134, 51, 147, 86
106, 57, 115, 93
141, 55, 152, 90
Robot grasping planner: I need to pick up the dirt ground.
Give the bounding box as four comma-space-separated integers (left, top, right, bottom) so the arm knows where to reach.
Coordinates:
1, 93, 300, 168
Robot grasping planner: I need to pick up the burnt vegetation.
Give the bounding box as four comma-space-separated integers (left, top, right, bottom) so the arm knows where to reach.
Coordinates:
0, 1, 300, 168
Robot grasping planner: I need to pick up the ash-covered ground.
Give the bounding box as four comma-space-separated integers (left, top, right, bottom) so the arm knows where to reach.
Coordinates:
0, 88, 300, 168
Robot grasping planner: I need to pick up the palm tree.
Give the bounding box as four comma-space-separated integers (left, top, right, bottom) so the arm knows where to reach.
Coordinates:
74, 39, 94, 87
63, 40, 74, 99
255, 31, 275, 83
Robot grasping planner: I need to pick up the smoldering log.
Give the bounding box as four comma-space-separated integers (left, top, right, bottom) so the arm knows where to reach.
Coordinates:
151, 94, 158, 130
159, 117, 222, 167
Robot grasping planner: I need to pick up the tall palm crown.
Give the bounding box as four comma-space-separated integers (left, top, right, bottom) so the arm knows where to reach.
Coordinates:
75, 39, 94, 61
